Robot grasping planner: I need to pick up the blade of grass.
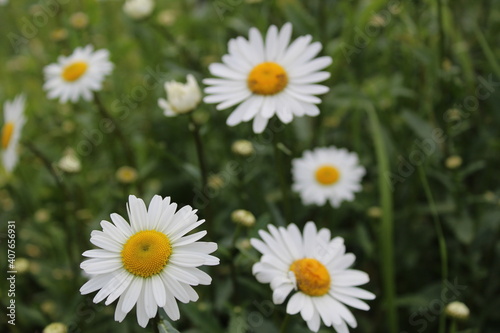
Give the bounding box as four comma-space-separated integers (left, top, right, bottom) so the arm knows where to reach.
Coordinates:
418, 165, 448, 333
366, 103, 398, 333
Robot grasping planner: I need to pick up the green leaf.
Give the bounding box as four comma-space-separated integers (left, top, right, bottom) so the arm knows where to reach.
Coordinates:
401, 109, 435, 140
158, 318, 181, 333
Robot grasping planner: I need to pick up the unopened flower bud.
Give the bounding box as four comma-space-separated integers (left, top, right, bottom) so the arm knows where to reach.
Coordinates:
231, 209, 256, 227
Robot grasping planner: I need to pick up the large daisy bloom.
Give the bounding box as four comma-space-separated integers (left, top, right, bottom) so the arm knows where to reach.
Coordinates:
292, 147, 365, 208
80, 195, 219, 327
203, 23, 332, 133
251, 222, 375, 332
1, 95, 26, 172
43, 45, 114, 103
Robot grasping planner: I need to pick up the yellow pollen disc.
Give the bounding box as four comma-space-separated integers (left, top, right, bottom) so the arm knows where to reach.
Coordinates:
121, 230, 172, 278
315, 165, 340, 185
290, 258, 331, 296
61, 61, 88, 82
247, 62, 288, 95
1, 122, 14, 149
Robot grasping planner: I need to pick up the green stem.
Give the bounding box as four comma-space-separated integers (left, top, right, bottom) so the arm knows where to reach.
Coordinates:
279, 313, 290, 333
149, 22, 201, 72
230, 224, 243, 304
437, 0, 446, 61
272, 126, 292, 223
473, 23, 500, 78
418, 165, 448, 333
93, 93, 135, 168
366, 104, 398, 333
449, 319, 457, 333
189, 115, 209, 191
152, 313, 161, 333
23, 142, 80, 286
93, 93, 143, 195
188, 114, 213, 236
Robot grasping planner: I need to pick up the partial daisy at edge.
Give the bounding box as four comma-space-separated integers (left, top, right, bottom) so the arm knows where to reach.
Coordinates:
251, 221, 375, 332
203, 22, 332, 133
80, 195, 219, 328
43, 44, 114, 104
292, 146, 366, 208
1, 94, 27, 173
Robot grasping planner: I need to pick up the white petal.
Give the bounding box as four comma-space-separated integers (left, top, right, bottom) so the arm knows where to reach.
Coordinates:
121, 277, 143, 313
286, 292, 305, 315
252, 113, 269, 133
272, 283, 294, 304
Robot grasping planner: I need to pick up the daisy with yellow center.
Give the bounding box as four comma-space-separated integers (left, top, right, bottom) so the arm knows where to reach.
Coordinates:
203, 22, 332, 133
251, 222, 375, 332
292, 147, 366, 208
1, 95, 26, 173
43, 45, 113, 103
80, 195, 219, 327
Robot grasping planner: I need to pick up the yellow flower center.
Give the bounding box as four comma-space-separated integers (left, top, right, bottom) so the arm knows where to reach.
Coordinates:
121, 230, 172, 278
315, 165, 340, 185
1, 122, 14, 149
290, 258, 331, 296
61, 61, 88, 82
247, 62, 288, 95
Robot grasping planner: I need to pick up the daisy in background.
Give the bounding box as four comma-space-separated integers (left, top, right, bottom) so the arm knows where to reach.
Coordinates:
252, 222, 375, 332
203, 22, 332, 133
80, 195, 219, 327
43, 45, 113, 103
292, 146, 365, 208
1, 95, 26, 173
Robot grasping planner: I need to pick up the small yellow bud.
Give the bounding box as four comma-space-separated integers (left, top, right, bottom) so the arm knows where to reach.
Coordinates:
231, 209, 256, 227
116, 166, 138, 184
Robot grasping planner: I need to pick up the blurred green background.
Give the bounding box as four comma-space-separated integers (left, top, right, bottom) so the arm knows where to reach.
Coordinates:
1, 0, 500, 332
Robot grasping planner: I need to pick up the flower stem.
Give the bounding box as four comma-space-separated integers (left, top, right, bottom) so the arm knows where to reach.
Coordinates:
418, 165, 448, 333
449, 319, 457, 333
366, 104, 398, 333
23, 142, 81, 286
188, 114, 213, 235
92, 92, 143, 195
272, 126, 292, 223
279, 313, 290, 333
152, 313, 161, 333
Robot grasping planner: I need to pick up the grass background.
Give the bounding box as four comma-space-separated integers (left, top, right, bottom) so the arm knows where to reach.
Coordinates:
1, 0, 500, 332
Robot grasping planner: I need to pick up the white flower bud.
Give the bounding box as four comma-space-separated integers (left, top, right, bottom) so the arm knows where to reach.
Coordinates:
158, 74, 202, 116
231, 140, 255, 156
57, 148, 81, 173
231, 209, 256, 227
445, 301, 470, 320
43, 322, 68, 333
123, 0, 155, 20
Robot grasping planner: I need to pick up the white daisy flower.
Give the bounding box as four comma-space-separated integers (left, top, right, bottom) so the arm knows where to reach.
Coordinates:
203, 22, 332, 133
43, 45, 114, 103
1, 95, 26, 173
292, 146, 365, 208
251, 222, 375, 332
80, 195, 219, 328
